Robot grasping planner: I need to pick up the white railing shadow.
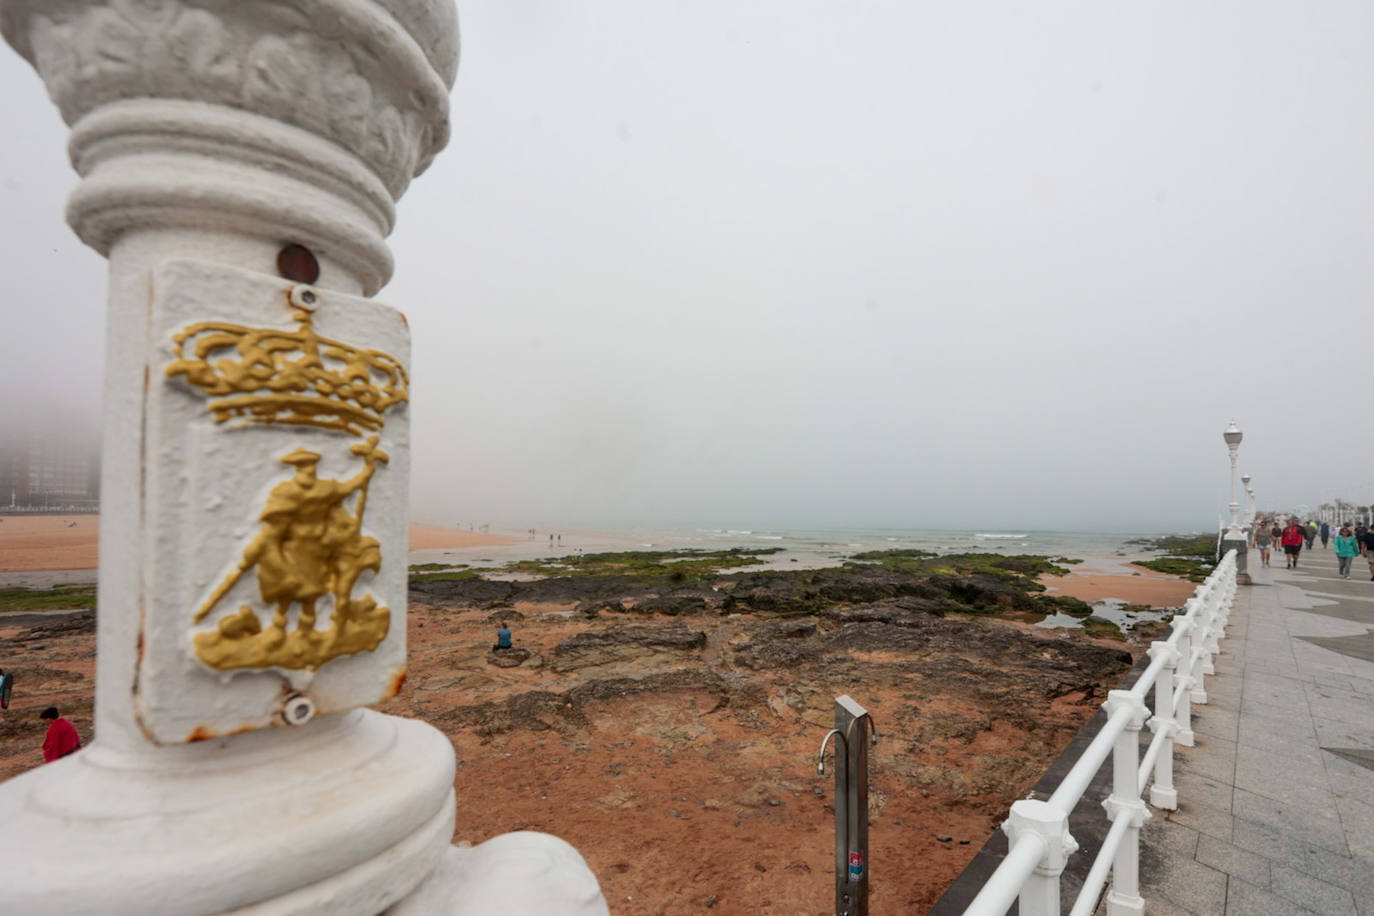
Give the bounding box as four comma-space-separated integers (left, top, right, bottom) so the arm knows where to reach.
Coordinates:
962, 549, 1238, 916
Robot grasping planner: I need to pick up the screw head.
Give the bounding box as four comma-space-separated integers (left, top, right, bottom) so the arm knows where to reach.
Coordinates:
282, 694, 315, 726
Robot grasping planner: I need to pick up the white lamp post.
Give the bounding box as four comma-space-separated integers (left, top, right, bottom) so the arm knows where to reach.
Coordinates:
1223, 423, 1243, 540
1241, 474, 1252, 525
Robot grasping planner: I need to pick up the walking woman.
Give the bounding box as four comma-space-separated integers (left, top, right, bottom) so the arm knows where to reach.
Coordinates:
1335, 525, 1360, 579
1253, 519, 1273, 567
1281, 518, 1306, 568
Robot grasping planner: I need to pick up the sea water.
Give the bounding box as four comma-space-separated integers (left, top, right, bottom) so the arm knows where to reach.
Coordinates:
423, 524, 1155, 572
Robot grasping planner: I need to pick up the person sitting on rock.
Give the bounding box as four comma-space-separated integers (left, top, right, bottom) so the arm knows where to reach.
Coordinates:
493, 625, 513, 651
40, 706, 81, 762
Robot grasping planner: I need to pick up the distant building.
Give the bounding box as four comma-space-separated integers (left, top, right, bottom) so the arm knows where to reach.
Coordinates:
0, 409, 100, 511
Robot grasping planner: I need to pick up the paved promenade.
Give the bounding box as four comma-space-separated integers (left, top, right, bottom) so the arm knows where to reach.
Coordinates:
1136, 546, 1374, 914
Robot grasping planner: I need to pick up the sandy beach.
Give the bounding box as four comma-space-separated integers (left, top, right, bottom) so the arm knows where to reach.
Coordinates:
1040, 560, 1197, 607
408, 524, 522, 550
0, 516, 523, 573
0, 515, 100, 572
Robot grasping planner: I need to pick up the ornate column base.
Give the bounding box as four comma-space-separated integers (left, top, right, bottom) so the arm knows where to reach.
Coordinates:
0, 711, 455, 915
389, 834, 610, 916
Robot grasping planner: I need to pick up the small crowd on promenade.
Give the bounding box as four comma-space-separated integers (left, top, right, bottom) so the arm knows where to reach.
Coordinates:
1251, 516, 1374, 579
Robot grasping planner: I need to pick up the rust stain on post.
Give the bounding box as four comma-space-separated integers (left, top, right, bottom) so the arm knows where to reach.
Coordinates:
386, 666, 407, 698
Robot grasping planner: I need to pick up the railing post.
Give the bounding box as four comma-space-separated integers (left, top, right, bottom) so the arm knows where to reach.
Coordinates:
1174, 617, 1195, 746
1101, 691, 1151, 916
1190, 590, 1213, 701
1202, 576, 1225, 666
1216, 560, 1236, 629
1147, 641, 1181, 809
1195, 581, 1217, 678
1002, 800, 1078, 916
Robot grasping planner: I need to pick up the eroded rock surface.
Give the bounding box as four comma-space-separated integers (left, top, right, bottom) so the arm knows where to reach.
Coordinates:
3, 559, 1140, 915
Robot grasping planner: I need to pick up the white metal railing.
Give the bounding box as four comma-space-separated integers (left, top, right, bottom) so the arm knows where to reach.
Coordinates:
962, 549, 1238, 916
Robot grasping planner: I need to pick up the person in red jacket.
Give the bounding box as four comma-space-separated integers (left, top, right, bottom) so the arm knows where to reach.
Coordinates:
40, 706, 81, 762
1280, 518, 1306, 569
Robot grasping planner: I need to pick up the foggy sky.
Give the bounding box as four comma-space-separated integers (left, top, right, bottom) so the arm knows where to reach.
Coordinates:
3, 1, 1371, 533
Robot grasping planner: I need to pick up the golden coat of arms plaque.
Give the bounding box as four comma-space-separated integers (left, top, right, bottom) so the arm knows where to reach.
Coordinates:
137, 260, 410, 744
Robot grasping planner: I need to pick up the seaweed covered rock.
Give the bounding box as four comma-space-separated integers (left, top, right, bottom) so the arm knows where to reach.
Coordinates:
487, 647, 534, 668
551, 624, 707, 672
821, 596, 947, 625
631, 594, 715, 617
1035, 595, 1094, 618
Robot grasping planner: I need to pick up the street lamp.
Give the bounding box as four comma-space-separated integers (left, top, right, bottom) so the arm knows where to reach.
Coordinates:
1223, 422, 1243, 540
1241, 474, 1253, 524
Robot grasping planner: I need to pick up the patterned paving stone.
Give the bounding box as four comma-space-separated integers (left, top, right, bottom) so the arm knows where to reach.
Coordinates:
1137, 561, 1374, 914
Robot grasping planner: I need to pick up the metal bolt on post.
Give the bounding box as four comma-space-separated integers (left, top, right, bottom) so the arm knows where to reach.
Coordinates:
817, 695, 878, 916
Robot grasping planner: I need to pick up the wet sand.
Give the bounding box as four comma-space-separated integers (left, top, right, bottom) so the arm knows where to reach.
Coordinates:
1039, 562, 1197, 606
408, 524, 522, 550
0, 515, 99, 572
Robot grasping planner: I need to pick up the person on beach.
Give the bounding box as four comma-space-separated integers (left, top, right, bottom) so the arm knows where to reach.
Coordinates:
40, 707, 81, 762
1320, 521, 1331, 549
1281, 519, 1305, 568
1253, 521, 1272, 567
1335, 526, 1360, 579
492, 625, 513, 651
0, 668, 12, 710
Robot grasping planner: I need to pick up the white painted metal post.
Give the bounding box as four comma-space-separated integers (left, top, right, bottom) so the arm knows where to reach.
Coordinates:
1201, 578, 1222, 676
1003, 799, 1079, 916
1173, 617, 1196, 747
1194, 585, 1216, 685
1101, 692, 1150, 916
1147, 641, 1180, 809
0, 3, 607, 914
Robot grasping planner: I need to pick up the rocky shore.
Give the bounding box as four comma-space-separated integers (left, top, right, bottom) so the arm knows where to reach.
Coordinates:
0, 549, 1157, 914
388, 551, 1138, 913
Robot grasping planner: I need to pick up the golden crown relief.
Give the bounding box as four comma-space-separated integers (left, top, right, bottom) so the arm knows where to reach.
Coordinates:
166, 306, 407, 673
166, 310, 408, 436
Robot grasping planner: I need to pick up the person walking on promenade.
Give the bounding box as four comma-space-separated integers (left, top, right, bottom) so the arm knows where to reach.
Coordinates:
1253, 519, 1273, 567
1363, 525, 1374, 580
1335, 526, 1360, 578
40, 707, 81, 762
1320, 521, 1331, 549
1281, 518, 1305, 568
1304, 522, 1316, 550
1357, 522, 1369, 557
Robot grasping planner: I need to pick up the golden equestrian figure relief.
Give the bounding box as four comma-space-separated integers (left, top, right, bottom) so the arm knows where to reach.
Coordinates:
167, 304, 407, 672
